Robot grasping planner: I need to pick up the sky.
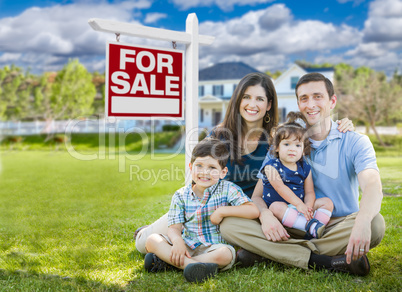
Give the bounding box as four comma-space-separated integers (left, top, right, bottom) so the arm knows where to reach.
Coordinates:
0, 0, 401, 76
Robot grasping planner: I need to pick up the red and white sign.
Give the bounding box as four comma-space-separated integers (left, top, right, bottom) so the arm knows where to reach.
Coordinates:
106, 41, 184, 119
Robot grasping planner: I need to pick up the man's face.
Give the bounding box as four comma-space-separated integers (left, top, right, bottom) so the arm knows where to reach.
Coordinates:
296, 81, 337, 126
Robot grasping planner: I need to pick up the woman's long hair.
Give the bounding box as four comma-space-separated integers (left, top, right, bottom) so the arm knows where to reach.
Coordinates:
212, 72, 279, 163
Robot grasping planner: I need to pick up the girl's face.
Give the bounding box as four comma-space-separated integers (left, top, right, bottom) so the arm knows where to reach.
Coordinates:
277, 135, 304, 166
239, 84, 271, 126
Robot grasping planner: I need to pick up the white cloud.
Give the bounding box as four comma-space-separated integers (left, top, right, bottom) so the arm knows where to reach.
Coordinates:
363, 0, 402, 42
336, 0, 366, 5
171, 0, 274, 12
199, 5, 361, 71
144, 12, 167, 24
0, 0, 152, 72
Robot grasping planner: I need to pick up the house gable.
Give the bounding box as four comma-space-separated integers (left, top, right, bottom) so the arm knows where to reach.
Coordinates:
274, 64, 307, 95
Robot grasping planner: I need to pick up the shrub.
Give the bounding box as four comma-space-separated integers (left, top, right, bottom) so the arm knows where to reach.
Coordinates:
162, 125, 181, 131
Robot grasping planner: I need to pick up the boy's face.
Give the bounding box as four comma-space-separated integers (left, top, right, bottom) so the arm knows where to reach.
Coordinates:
296, 81, 337, 126
189, 156, 228, 189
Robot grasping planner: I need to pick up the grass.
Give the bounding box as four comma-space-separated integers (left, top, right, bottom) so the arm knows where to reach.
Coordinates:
0, 150, 401, 291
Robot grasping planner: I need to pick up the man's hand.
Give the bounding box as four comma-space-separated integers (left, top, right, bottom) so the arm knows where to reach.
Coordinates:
170, 240, 191, 267
345, 220, 371, 264
260, 209, 290, 242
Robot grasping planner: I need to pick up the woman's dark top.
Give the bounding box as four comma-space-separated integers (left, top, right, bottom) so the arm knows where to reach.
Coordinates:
210, 130, 269, 198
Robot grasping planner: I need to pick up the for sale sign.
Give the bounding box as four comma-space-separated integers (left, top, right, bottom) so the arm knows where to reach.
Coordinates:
106, 41, 184, 119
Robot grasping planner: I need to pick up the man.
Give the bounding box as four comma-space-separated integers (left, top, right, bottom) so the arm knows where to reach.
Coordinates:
220, 73, 385, 276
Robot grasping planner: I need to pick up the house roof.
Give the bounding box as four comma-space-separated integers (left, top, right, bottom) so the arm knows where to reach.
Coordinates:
199, 62, 261, 81
304, 67, 334, 73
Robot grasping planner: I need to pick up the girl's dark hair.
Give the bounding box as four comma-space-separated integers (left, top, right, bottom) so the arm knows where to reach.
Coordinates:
212, 72, 279, 163
191, 138, 229, 169
269, 111, 311, 160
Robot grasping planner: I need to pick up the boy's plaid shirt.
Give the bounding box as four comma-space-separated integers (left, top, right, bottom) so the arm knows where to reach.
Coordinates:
168, 180, 251, 249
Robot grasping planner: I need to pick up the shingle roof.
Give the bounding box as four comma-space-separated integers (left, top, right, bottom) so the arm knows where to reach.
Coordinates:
304, 67, 334, 73
199, 62, 261, 81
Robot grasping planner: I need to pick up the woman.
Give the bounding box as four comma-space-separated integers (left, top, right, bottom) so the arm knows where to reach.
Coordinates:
135, 72, 351, 254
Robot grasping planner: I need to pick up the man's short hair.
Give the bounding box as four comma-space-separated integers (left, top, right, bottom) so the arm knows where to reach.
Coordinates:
191, 138, 229, 169
295, 72, 334, 99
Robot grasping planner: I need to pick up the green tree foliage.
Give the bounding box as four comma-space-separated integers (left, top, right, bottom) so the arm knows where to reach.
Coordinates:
0, 65, 34, 121
91, 71, 105, 117
50, 59, 95, 120
265, 70, 282, 79
335, 64, 402, 146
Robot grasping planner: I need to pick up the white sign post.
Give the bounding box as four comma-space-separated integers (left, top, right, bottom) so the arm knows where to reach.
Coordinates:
88, 14, 214, 184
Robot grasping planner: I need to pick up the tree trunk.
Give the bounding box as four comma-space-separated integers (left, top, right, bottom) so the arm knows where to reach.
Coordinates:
370, 122, 386, 147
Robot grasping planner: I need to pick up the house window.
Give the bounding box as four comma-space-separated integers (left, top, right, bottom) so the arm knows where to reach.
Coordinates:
278, 108, 287, 123
200, 109, 204, 122
199, 85, 204, 96
212, 85, 223, 96
290, 76, 299, 89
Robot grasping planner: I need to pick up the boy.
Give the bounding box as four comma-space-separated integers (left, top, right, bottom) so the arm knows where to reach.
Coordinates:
144, 138, 260, 283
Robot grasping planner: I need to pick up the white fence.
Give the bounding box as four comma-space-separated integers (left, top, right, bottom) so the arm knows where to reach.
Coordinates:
0, 120, 399, 136
0, 119, 185, 136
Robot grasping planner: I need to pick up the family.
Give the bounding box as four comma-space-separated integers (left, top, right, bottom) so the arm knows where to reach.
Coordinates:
135, 72, 385, 283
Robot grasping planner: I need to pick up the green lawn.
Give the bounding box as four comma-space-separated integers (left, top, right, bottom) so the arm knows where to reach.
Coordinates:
0, 151, 401, 291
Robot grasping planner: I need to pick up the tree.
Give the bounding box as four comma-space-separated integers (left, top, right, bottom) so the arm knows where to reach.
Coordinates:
335, 65, 402, 147
0, 65, 23, 120
265, 70, 282, 79
91, 71, 105, 117
33, 59, 96, 133
51, 59, 96, 120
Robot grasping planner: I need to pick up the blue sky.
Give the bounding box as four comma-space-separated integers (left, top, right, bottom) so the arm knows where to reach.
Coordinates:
0, 0, 401, 75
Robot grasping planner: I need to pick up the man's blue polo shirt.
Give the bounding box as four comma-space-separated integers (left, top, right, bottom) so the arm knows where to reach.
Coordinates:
259, 120, 379, 217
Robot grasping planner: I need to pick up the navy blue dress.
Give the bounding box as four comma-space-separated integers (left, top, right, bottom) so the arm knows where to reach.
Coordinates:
260, 158, 311, 206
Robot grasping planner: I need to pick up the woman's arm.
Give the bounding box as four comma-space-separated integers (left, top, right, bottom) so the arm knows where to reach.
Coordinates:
337, 118, 354, 133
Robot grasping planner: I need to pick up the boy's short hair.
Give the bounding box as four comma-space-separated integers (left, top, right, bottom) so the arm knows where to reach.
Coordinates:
295, 72, 334, 99
191, 138, 229, 169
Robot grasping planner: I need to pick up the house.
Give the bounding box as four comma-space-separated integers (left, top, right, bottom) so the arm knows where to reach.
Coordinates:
273, 63, 335, 122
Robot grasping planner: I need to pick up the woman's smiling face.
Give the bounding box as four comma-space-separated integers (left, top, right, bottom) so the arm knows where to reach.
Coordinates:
239, 84, 271, 126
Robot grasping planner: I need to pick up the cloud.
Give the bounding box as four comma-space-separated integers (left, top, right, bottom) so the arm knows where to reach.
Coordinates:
336, 0, 366, 5
363, 0, 402, 42
199, 5, 361, 71
259, 4, 292, 30
144, 12, 167, 24
171, 0, 275, 12
0, 0, 152, 72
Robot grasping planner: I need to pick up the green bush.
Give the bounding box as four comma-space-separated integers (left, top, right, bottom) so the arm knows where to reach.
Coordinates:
162, 125, 181, 131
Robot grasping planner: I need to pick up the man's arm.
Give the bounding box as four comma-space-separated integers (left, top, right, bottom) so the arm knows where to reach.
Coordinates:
251, 179, 290, 241
210, 202, 259, 225
345, 168, 383, 264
